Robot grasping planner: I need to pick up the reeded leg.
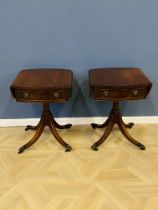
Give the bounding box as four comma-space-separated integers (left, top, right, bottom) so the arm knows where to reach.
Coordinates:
91, 118, 109, 129
51, 116, 72, 129
49, 118, 72, 152
118, 117, 145, 150
19, 119, 45, 154
25, 119, 42, 131
91, 117, 114, 151
91, 111, 112, 129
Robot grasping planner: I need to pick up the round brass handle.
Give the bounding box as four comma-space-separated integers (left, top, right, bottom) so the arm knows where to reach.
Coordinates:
23, 92, 29, 98
53, 92, 59, 98
103, 90, 108, 96
133, 90, 138, 95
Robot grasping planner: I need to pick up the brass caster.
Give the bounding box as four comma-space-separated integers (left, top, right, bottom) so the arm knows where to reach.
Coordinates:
91, 123, 97, 129
138, 143, 145, 150
66, 124, 72, 129
65, 145, 72, 152
18, 146, 25, 154
25, 125, 37, 131
126, 122, 134, 129
91, 144, 98, 151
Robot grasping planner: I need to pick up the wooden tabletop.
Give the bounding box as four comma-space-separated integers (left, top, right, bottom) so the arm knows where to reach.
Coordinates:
89, 68, 152, 89
11, 69, 73, 91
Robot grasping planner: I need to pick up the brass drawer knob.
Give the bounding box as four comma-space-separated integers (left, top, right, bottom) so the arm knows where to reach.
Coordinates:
103, 90, 109, 96
23, 92, 29, 98
53, 92, 59, 98
133, 90, 138, 96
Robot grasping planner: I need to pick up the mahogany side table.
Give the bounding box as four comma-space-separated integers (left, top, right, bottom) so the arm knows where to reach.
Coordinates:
89, 67, 152, 151
10, 69, 73, 153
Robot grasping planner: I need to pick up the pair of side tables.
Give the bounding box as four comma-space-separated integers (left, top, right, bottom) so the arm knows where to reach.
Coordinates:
10, 68, 152, 154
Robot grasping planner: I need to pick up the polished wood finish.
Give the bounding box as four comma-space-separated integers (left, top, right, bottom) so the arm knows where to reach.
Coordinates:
89, 67, 152, 150
10, 69, 73, 153
10, 69, 72, 103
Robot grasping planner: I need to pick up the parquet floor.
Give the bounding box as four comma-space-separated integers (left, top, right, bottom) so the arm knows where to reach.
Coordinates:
0, 123, 158, 210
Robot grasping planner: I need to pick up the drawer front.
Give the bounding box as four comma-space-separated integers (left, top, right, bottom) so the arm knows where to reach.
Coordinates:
15, 90, 68, 102
93, 88, 147, 100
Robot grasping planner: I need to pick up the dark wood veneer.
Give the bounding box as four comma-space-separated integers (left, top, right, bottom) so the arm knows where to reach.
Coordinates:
10, 69, 73, 153
89, 67, 152, 150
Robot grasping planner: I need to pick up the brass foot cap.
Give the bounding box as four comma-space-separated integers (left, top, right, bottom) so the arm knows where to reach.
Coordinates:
66, 124, 72, 129
91, 123, 96, 129
91, 144, 98, 151
18, 146, 25, 154
65, 145, 72, 152
25, 125, 37, 131
138, 143, 145, 150
126, 122, 134, 129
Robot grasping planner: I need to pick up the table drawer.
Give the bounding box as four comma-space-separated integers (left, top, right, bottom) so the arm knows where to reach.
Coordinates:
93, 88, 147, 100
15, 89, 68, 102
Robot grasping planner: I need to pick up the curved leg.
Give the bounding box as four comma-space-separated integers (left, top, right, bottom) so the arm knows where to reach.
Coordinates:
49, 119, 72, 152
118, 117, 145, 150
25, 119, 42, 131
18, 120, 45, 154
91, 117, 114, 151
50, 116, 72, 129
91, 118, 110, 129
91, 111, 113, 129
